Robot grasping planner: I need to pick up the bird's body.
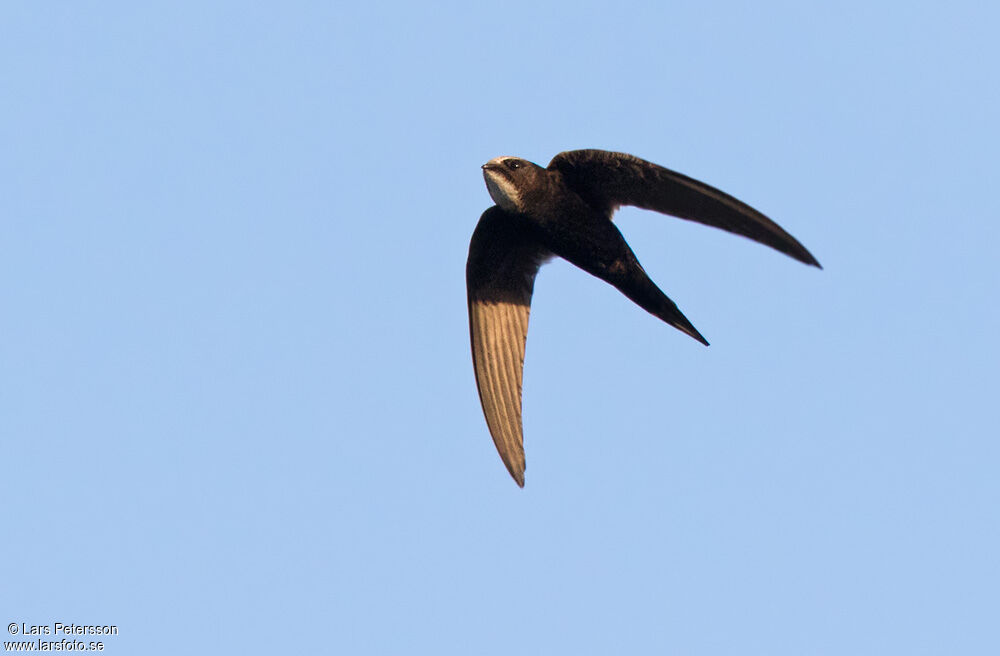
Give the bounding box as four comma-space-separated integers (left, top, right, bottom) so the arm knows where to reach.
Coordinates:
467, 149, 820, 486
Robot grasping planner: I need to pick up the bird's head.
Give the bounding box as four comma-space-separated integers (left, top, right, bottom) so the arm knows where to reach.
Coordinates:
481, 157, 544, 213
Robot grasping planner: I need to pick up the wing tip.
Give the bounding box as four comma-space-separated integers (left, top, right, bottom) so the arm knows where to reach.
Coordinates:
791, 244, 822, 269
505, 457, 526, 487
493, 437, 526, 487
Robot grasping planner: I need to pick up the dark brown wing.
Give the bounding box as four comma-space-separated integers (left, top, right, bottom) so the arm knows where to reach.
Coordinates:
548, 149, 821, 267
467, 207, 550, 487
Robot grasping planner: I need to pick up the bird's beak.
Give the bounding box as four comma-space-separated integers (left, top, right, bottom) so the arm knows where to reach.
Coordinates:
482, 162, 501, 171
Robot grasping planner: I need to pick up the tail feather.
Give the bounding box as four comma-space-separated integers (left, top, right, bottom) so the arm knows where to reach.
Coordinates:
611, 261, 709, 346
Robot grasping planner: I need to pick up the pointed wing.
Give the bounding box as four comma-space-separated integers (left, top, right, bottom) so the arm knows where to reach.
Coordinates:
548, 149, 821, 267
467, 207, 549, 487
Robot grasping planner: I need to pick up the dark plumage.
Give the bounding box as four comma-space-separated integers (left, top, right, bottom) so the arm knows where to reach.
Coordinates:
467, 149, 820, 486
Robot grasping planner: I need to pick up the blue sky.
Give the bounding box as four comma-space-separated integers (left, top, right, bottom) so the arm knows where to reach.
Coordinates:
2, 2, 998, 654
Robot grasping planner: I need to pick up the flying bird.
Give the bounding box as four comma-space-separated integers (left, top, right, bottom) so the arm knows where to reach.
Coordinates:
467, 149, 820, 486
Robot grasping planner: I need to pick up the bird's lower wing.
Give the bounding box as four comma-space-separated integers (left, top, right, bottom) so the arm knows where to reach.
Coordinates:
547, 149, 821, 267
467, 207, 549, 487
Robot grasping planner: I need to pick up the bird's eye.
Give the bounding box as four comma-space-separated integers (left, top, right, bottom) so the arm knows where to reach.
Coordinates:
505, 159, 522, 170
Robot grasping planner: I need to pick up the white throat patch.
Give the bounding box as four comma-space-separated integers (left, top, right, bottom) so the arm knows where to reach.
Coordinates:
483, 167, 522, 213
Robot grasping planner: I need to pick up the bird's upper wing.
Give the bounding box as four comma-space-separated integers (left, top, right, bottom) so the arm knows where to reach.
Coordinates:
548, 149, 821, 267
467, 207, 550, 487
